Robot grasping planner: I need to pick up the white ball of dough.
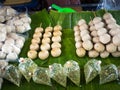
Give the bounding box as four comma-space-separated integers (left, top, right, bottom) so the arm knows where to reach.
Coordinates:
75, 41, 82, 49
100, 51, 110, 58
112, 34, 120, 46
76, 47, 86, 57
43, 32, 52, 38
82, 40, 93, 51
31, 38, 40, 44
38, 50, 49, 60
88, 50, 99, 58
30, 43, 39, 51
106, 43, 117, 53
27, 50, 37, 59
51, 48, 61, 57
53, 31, 62, 36
42, 37, 50, 44
52, 36, 61, 42
94, 43, 105, 52
40, 43, 50, 50
33, 32, 42, 38
99, 34, 111, 44
51, 42, 61, 48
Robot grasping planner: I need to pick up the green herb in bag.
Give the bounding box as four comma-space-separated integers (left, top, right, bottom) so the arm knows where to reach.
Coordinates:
64, 60, 80, 86
3, 65, 22, 86
32, 67, 52, 86
100, 64, 118, 84
49, 63, 67, 87
84, 59, 101, 84
18, 58, 38, 82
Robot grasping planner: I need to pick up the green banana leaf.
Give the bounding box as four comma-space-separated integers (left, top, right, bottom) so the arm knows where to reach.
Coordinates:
2, 9, 120, 90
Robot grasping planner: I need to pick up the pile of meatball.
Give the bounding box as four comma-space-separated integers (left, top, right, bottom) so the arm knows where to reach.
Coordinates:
74, 12, 120, 58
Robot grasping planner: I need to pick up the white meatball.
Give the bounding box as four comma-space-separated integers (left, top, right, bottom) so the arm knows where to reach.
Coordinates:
99, 34, 111, 44
38, 50, 49, 60
78, 19, 86, 26
88, 50, 99, 58
91, 30, 98, 37
30, 43, 39, 51
103, 13, 113, 20
75, 41, 82, 48
109, 28, 120, 36
107, 23, 119, 29
105, 17, 116, 24
93, 17, 102, 24
80, 29, 89, 37
82, 40, 93, 50
100, 51, 110, 58
6, 52, 18, 61
31, 38, 40, 44
54, 25, 62, 31
89, 26, 96, 31
76, 47, 86, 57
82, 34, 91, 41
51, 42, 61, 48
53, 31, 62, 36
92, 37, 100, 43
43, 32, 52, 38
42, 37, 50, 44
40, 43, 50, 50
15, 39, 24, 49
74, 30, 80, 36
35, 27, 43, 33
51, 48, 61, 57
97, 28, 107, 36
112, 34, 120, 46
75, 35, 81, 42
0, 51, 6, 59
2, 44, 13, 54
106, 43, 117, 53
73, 25, 79, 32
94, 43, 105, 52
52, 36, 61, 42
112, 52, 120, 57
45, 27, 53, 32
95, 22, 105, 30
27, 50, 37, 59
33, 32, 42, 38
79, 24, 88, 30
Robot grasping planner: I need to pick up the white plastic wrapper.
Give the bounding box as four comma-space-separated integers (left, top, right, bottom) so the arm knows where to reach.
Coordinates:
49, 63, 67, 87
100, 64, 118, 84
84, 59, 101, 84
18, 58, 38, 82
64, 60, 80, 86
32, 67, 52, 86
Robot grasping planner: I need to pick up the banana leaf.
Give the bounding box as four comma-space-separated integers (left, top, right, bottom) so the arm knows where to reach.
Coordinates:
1, 9, 120, 90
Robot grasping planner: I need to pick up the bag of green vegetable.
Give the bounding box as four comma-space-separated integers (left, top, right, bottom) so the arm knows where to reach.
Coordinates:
100, 64, 118, 84
84, 59, 101, 84
64, 60, 80, 86
32, 67, 52, 86
3, 64, 22, 86
18, 58, 38, 82
49, 63, 67, 87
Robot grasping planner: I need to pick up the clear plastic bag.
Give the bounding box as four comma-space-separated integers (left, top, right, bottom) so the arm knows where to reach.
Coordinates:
84, 59, 101, 84
32, 67, 52, 86
3, 65, 22, 86
64, 60, 80, 86
49, 63, 67, 87
18, 58, 38, 82
97, 0, 120, 10
100, 64, 118, 84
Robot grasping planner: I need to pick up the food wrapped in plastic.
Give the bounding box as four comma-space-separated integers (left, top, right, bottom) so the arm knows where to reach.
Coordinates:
3, 65, 22, 86
0, 60, 8, 77
32, 67, 52, 86
49, 63, 67, 87
84, 59, 101, 84
100, 64, 118, 84
118, 66, 120, 79
64, 60, 80, 86
18, 58, 38, 82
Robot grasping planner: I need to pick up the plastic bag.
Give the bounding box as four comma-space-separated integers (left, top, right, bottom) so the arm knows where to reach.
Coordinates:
100, 64, 118, 84
18, 58, 38, 82
97, 0, 120, 10
84, 59, 101, 84
117, 66, 120, 79
64, 60, 80, 86
49, 63, 67, 87
32, 67, 52, 86
3, 65, 22, 86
